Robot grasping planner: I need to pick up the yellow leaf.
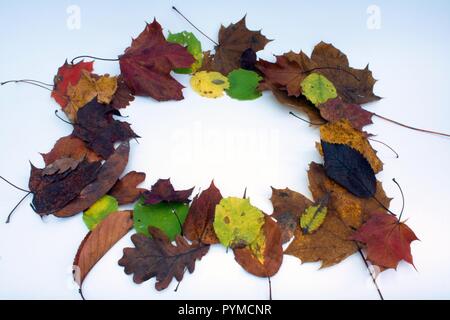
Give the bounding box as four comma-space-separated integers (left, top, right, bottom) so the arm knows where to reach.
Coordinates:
300, 204, 328, 234
190, 71, 229, 98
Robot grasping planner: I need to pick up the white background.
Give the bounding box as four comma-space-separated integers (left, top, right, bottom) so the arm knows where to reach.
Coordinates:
0, 0, 449, 300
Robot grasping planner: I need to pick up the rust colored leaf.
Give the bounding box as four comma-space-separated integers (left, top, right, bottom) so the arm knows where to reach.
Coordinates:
319, 97, 374, 131
41, 135, 102, 165
109, 171, 146, 205
351, 212, 418, 270
73, 99, 139, 159
29, 160, 101, 215
143, 178, 194, 205
202, 16, 271, 75
111, 75, 135, 109
234, 216, 283, 277
119, 19, 195, 101
118, 228, 210, 291
73, 210, 133, 287
270, 187, 313, 244
42, 157, 82, 176
54, 141, 130, 218
183, 181, 222, 245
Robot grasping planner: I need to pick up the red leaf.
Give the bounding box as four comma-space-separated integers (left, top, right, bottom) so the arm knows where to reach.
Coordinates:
143, 178, 194, 205
119, 19, 195, 101
351, 212, 419, 270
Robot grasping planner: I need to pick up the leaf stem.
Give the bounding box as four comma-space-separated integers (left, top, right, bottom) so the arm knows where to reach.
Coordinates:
268, 276, 272, 300
172, 6, 219, 47
357, 247, 384, 300
392, 178, 405, 222
70, 55, 119, 65
54, 110, 76, 126
289, 111, 326, 126
368, 138, 399, 159
1, 80, 52, 91
5, 192, 31, 224
0, 176, 30, 193
374, 113, 450, 138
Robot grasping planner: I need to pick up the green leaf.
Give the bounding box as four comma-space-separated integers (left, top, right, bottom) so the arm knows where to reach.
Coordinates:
213, 197, 265, 248
301, 73, 337, 106
300, 204, 328, 234
226, 69, 262, 100
83, 195, 119, 230
133, 197, 189, 241
167, 31, 203, 74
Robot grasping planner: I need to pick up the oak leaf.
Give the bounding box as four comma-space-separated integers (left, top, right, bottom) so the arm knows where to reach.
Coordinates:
108, 171, 146, 205
351, 212, 418, 269
118, 228, 210, 291
119, 19, 195, 101
183, 181, 222, 245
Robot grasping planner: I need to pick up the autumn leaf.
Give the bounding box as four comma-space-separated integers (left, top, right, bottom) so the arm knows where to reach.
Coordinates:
41, 134, 102, 165
119, 19, 195, 101
133, 197, 189, 241
300, 195, 329, 234
143, 179, 194, 205
319, 119, 383, 173
108, 171, 146, 205
29, 159, 101, 215
201, 16, 271, 75
74, 211, 133, 288
72, 99, 139, 159
52, 60, 94, 108
285, 210, 358, 268
167, 31, 203, 74
226, 69, 262, 100
308, 162, 391, 229
213, 197, 265, 248
301, 73, 337, 106
41, 157, 82, 176
64, 71, 117, 121
319, 97, 374, 131
321, 141, 377, 198
270, 187, 313, 244
190, 71, 230, 98
239, 48, 257, 71
111, 75, 135, 110
310, 42, 380, 104
82, 195, 119, 230
351, 212, 418, 270
118, 228, 209, 291
54, 141, 130, 218
183, 181, 222, 245
234, 215, 283, 277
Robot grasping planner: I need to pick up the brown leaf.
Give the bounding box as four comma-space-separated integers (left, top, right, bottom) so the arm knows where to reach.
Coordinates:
73, 210, 133, 287
118, 228, 210, 291
41, 135, 102, 165
143, 178, 194, 205
111, 75, 135, 109
109, 171, 146, 205
202, 16, 271, 75
29, 160, 101, 215
319, 97, 374, 131
310, 42, 380, 104
285, 210, 358, 268
270, 187, 313, 244
42, 157, 82, 176
308, 162, 391, 229
72, 99, 139, 159
234, 216, 283, 277
54, 141, 130, 217
183, 181, 222, 245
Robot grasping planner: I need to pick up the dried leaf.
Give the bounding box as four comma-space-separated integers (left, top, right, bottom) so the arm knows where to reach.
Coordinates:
41, 135, 102, 165
42, 157, 82, 176
319, 97, 373, 131
111, 75, 135, 109
109, 171, 146, 205
118, 228, 209, 291
143, 179, 194, 205
167, 31, 203, 74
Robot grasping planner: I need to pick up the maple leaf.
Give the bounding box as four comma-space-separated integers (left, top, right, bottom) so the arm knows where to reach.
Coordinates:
41, 134, 102, 165
118, 228, 210, 291
29, 159, 101, 215
143, 179, 194, 205
234, 215, 283, 277
72, 99, 139, 159
319, 97, 374, 131
108, 171, 147, 205
201, 16, 271, 75
110, 75, 135, 109
310, 42, 380, 104
270, 187, 313, 244
64, 71, 118, 121
167, 31, 203, 74
308, 162, 391, 229
119, 19, 195, 101
183, 181, 222, 245
351, 212, 418, 270
319, 119, 383, 173
74, 211, 133, 288
321, 141, 377, 199
52, 60, 94, 108
54, 141, 130, 218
